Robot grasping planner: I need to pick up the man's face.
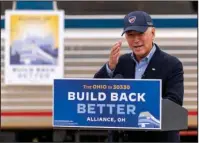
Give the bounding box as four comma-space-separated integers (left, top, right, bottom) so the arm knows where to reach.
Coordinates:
125, 27, 155, 61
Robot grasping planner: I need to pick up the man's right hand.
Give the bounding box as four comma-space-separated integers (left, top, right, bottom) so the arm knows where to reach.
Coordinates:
108, 40, 122, 71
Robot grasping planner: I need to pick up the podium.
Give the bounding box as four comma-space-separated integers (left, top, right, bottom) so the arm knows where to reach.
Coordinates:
53, 78, 188, 132
161, 99, 188, 131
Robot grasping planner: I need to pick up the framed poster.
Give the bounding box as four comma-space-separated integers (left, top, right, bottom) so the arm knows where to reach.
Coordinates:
4, 10, 64, 85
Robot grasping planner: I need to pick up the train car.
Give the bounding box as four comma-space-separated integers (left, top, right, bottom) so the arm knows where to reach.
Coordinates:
0, 1, 197, 142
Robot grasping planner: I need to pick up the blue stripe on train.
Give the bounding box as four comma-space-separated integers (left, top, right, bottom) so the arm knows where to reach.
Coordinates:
1, 18, 197, 29
16, 1, 53, 10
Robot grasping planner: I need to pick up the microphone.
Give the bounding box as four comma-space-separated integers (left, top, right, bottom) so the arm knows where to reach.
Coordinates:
142, 74, 145, 78
113, 74, 123, 79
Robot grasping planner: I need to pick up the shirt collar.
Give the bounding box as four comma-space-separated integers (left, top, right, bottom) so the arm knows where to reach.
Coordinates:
131, 44, 156, 63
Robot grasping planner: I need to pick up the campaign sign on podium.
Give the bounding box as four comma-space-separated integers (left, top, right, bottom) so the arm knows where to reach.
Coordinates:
53, 78, 162, 129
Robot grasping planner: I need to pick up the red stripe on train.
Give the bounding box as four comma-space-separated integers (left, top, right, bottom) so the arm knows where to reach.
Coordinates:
1, 111, 197, 116
1, 112, 52, 116
188, 111, 197, 116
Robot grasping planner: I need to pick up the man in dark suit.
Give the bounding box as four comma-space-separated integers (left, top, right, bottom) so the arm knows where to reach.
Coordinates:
94, 11, 184, 142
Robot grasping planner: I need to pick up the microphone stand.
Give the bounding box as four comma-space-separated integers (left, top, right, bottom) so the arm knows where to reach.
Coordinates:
107, 74, 124, 142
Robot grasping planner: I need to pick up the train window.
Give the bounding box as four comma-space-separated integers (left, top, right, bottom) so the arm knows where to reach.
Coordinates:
1, 1, 197, 15
1, 1, 13, 15
57, 1, 197, 15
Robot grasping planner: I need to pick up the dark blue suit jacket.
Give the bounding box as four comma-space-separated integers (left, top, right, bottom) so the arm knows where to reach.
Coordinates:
94, 43, 184, 142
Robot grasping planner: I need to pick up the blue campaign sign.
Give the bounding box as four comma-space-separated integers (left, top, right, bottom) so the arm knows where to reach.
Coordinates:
53, 78, 162, 130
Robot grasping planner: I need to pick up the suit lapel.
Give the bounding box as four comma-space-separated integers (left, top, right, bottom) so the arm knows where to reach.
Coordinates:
124, 54, 136, 79
142, 45, 162, 79
130, 60, 136, 79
